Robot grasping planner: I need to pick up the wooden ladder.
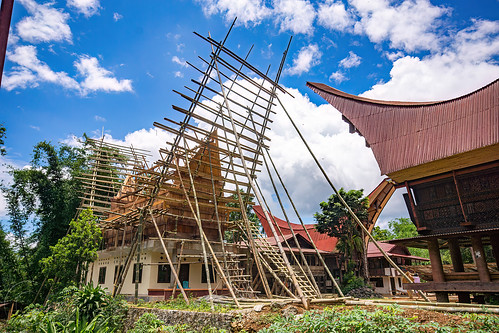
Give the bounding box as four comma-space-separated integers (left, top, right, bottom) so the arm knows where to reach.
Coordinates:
238, 220, 318, 298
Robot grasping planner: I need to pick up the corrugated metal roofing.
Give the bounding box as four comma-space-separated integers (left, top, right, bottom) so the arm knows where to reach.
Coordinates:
307, 79, 499, 176
253, 205, 338, 252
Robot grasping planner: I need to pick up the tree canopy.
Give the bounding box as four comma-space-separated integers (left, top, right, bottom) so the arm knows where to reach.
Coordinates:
1, 141, 87, 303
315, 188, 368, 271
41, 209, 102, 287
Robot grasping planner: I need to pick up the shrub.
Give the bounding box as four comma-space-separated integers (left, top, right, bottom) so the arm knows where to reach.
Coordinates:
341, 271, 366, 294
4, 283, 127, 332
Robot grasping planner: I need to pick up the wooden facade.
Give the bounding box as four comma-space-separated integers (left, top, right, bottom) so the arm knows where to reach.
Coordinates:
308, 79, 499, 303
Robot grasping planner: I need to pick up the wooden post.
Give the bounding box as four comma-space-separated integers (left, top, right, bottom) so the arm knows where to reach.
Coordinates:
171, 240, 185, 298
427, 238, 448, 302
490, 235, 499, 271
150, 212, 190, 304
448, 238, 470, 303
471, 235, 491, 282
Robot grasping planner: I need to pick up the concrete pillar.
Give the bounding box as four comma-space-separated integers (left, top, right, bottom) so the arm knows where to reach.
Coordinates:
428, 238, 449, 302
471, 235, 491, 282
448, 238, 470, 303
490, 235, 499, 271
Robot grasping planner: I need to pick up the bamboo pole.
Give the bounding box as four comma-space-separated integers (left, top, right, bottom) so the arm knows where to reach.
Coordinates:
149, 211, 190, 304
171, 240, 185, 298
172, 150, 241, 308
182, 139, 215, 311
263, 148, 344, 296
276, 96, 429, 302
211, 52, 309, 309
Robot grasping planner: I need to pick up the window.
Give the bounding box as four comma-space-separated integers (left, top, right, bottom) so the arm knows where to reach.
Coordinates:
132, 263, 143, 283
114, 265, 123, 281
157, 264, 171, 283
98, 267, 106, 284
370, 278, 384, 287
201, 264, 216, 283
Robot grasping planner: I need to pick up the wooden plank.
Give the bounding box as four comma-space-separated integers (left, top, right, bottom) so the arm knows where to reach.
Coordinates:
404, 281, 499, 292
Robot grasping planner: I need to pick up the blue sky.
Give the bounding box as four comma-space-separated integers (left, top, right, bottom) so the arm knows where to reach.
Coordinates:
1, 0, 498, 225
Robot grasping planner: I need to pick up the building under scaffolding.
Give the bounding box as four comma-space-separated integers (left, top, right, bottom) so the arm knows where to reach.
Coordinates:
81, 21, 411, 308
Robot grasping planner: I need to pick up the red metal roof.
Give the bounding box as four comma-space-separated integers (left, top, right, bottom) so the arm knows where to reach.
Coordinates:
366, 242, 429, 261
307, 79, 499, 178
253, 205, 338, 252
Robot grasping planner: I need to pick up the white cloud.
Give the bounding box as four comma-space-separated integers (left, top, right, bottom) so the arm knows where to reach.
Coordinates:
339, 51, 361, 68
317, 0, 354, 32
3, 45, 79, 91
362, 19, 499, 101
197, 0, 272, 26
329, 70, 347, 83
259, 86, 384, 218
174, 71, 184, 78
29, 125, 40, 131
286, 44, 322, 75
94, 115, 106, 122
65, 128, 176, 165
75, 55, 133, 94
172, 55, 188, 67
17, 0, 72, 44
4, 48, 134, 95
384, 50, 405, 61
350, 0, 449, 52
67, 0, 100, 17
113, 12, 123, 22
273, 0, 316, 35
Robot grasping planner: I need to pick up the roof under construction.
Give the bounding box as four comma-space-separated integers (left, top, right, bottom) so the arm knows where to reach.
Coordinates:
307, 79, 499, 182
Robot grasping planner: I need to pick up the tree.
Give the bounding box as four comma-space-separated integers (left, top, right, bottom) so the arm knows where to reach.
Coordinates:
225, 190, 261, 242
315, 188, 369, 276
40, 209, 102, 288
372, 218, 430, 260
1, 141, 87, 302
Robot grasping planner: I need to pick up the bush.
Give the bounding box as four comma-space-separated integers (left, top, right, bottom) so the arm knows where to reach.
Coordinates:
4, 283, 127, 332
341, 271, 366, 294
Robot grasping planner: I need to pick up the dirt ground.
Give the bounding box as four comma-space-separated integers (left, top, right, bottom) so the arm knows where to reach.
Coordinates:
230, 303, 496, 332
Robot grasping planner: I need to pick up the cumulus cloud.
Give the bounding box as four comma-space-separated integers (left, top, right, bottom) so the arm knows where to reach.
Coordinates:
4, 48, 133, 95
273, 0, 316, 35
67, 0, 101, 17
362, 19, 499, 101
16, 0, 72, 43
64, 128, 176, 166
286, 44, 322, 75
197, 0, 271, 26
350, 0, 449, 52
317, 0, 354, 32
339, 51, 361, 68
75, 55, 133, 94
329, 71, 347, 83
94, 115, 106, 122
3, 45, 79, 91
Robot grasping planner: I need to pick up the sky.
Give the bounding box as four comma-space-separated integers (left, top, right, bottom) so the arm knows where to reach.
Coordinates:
1, 0, 498, 228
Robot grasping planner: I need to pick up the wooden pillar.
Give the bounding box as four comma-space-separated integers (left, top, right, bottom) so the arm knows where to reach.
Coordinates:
448, 238, 470, 303
471, 235, 491, 282
427, 238, 449, 302
490, 235, 499, 271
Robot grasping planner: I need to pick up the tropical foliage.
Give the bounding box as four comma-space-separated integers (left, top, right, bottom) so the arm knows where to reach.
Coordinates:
1, 141, 87, 304
315, 188, 368, 275
4, 283, 127, 333
40, 209, 102, 288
